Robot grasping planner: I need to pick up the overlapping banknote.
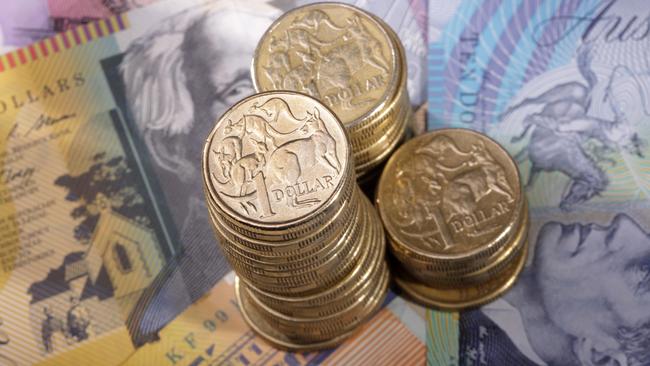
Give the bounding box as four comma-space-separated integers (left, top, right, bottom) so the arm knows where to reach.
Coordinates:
0, 0, 431, 365
427, 0, 650, 364
0, 0, 157, 53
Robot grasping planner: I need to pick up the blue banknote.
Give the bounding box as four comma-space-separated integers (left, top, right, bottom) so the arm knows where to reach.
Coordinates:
427, 1, 650, 365
428, 0, 650, 211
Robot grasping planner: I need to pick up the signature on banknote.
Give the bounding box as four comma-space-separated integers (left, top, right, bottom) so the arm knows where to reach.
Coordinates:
0, 0, 428, 363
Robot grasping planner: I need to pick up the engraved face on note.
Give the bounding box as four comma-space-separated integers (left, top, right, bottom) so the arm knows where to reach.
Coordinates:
204, 92, 348, 224
378, 129, 522, 255
253, 4, 397, 126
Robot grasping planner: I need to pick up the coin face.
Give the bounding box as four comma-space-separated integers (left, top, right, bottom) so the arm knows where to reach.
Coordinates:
377, 128, 522, 258
203, 92, 349, 226
253, 3, 398, 126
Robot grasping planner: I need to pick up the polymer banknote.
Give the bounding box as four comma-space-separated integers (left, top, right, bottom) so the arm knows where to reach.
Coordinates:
427, 0, 650, 364
0, 0, 156, 53
123, 273, 428, 366
0, 0, 428, 364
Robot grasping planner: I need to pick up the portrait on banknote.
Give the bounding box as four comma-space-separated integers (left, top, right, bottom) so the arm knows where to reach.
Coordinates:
102, 1, 285, 341
0, 0, 430, 363
461, 211, 650, 365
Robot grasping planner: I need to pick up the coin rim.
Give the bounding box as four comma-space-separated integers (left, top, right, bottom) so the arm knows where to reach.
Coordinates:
202, 91, 351, 229
251, 2, 400, 130
393, 234, 529, 310
376, 127, 524, 260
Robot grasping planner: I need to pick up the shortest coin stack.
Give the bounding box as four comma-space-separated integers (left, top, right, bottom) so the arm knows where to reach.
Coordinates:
376, 128, 529, 310
203, 91, 388, 351
252, 2, 411, 179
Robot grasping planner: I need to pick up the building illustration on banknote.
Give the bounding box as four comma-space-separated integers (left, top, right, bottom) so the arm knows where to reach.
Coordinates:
15, 110, 176, 355
28, 203, 163, 354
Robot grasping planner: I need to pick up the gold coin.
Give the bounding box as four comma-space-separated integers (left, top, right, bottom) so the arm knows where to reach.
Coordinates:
221, 198, 366, 283
352, 99, 408, 157
249, 262, 387, 319
353, 104, 410, 170
397, 200, 529, 286
231, 203, 369, 295
389, 198, 528, 277
348, 91, 408, 153
205, 187, 360, 262
392, 235, 529, 310
349, 17, 409, 173
346, 27, 408, 143
203, 91, 351, 233
205, 153, 356, 241
243, 263, 387, 327
244, 202, 386, 315
252, 3, 400, 129
241, 203, 385, 310
235, 276, 358, 352
238, 264, 388, 343
376, 128, 525, 266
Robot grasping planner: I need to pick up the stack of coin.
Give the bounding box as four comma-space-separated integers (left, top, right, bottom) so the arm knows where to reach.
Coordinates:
202, 91, 388, 351
252, 2, 411, 179
375, 129, 529, 310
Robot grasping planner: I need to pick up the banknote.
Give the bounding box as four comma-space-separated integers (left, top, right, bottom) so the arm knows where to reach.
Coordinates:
122, 273, 429, 366
428, 0, 650, 210
0, 0, 428, 364
427, 0, 650, 365
0, 0, 156, 53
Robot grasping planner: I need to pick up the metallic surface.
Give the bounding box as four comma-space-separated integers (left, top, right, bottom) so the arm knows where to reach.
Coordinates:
202, 89, 389, 350
377, 128, 523, 259
253, 3, 412, 178
376, 128, 530, 310
204, 91, 349, 227
253, 3, 398, 126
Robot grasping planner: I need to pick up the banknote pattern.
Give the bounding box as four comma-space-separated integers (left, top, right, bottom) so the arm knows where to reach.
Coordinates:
428, 0, 650, 210
123, 275, 426, 366
428, 0, 650, 365
0, 15, 128, 72
0, 0, 156, 53
0, 0, 430, 364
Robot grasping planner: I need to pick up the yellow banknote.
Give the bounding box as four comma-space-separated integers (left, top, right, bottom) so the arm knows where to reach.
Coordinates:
0, 0, 442, 364
123, 273, 428, 366
0, 0, 288, 363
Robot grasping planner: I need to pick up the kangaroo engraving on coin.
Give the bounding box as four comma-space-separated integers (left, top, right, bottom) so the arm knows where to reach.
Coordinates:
254, 3, 396, 124
206, 93, 348, 224
378, 129, 521, 255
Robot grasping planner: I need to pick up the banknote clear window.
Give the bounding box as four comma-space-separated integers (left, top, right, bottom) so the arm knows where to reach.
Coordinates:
113, 243, 133, 274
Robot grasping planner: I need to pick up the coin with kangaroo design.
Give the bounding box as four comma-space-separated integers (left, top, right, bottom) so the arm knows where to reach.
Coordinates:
253, 3, 411, 178
376, 128, 529, 310
204, 91, 350, 228
203, 89, 387, 350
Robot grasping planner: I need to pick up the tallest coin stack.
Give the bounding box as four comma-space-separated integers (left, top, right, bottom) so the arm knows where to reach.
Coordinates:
202, 91, 388, 351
